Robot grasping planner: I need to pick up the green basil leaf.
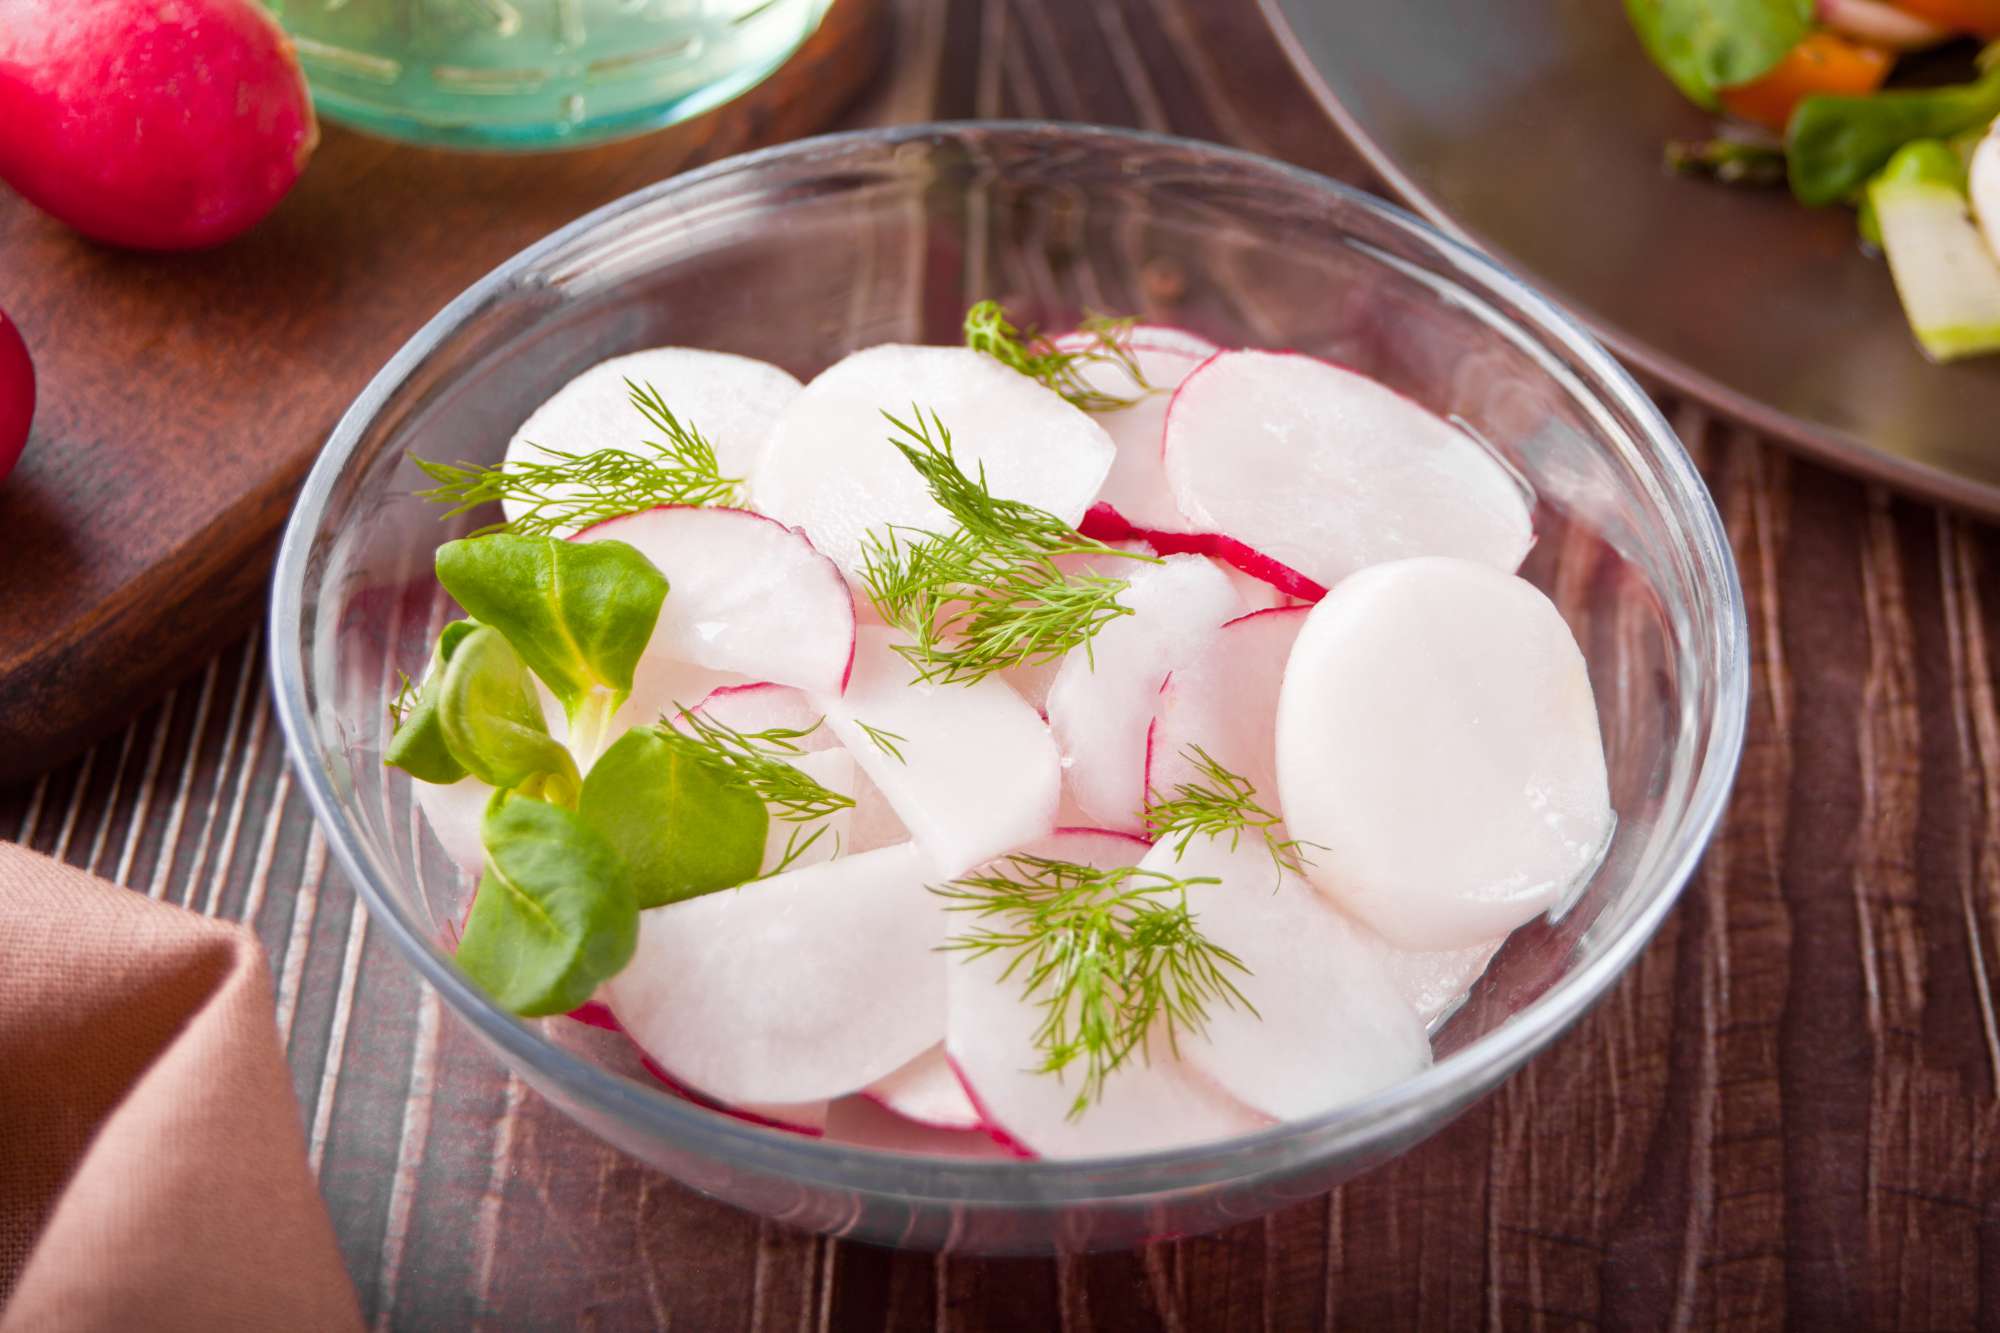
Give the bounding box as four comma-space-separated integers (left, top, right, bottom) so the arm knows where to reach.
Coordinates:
437, 625, 580, 794
1788, 65, 2000, 206
1625, 0, 1809, 109
434, 533, 669, 723
386, 619, 477, 783
577, 726, 768, 909
455, 790, 637, 1017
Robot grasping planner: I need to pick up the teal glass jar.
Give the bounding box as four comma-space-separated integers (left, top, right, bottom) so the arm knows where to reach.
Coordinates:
263, 0, 833, 150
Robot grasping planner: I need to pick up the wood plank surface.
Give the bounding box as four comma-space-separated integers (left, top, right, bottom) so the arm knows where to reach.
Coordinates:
0, 0, 887, 781
6, 0, 1999, 1327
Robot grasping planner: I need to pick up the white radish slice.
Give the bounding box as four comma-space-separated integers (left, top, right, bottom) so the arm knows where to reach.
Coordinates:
749, 345, 1116, 578
1053, 327, 1216, 534
636, 1052, 829, 1137
413, 775, 491, 877
1046, 555, 1243, 833
600, 654, 741, 744
1969, 130, 2000, 295
822, 1096, 1020, 1158
1276, 556, 1613, 951
847, 768, 911, 855
605, 842, 945, 1104
504, 348, 801, 535
862, 1044, 983, 1131
816, 626, 1059, 876
761, 748, 855, 874
1371, 933, 1505, 1026
1146, 605, 1306, 809
574, 505, 855, 697
689, 681, 837, 751
1222, 566, 1291, 613
943, 826, 1268, 1158
1140, 835, 1431, 1122
1163, 350, 1533, 589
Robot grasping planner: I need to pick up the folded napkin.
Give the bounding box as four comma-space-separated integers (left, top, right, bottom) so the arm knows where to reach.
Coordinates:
0, 844, 362, 1332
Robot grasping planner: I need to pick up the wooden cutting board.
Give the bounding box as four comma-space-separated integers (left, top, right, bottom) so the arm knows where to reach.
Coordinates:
0, 0, 885, 782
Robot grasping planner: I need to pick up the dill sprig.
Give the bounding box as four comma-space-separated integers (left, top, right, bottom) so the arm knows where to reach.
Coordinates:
1145, 745, 1317, 879
855, 720, 909, 765
963, 300, 1155, 413
387, 671, 418, 728
935, 855, 1252, 1118
859, 407, 1156, 685
658, 706, 854, 824
413, 378, 743, 537
761, 824, 840, 879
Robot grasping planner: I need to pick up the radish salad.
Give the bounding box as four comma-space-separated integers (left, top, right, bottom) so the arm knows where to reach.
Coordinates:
387, 304, 1616, 1159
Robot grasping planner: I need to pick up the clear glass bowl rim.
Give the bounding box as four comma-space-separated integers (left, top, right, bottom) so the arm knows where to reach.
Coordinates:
268, 120, 1750, 1206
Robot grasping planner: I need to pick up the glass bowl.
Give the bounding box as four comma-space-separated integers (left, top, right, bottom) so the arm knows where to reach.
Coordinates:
264, 0, 832, 150
269, 122, 1748, 1254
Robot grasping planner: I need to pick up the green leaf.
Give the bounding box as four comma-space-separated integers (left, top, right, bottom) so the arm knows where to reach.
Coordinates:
385, 619, 477, 783
1788, 64, 2000, 207
434, 533, 668, 726
577, 726, 768, 909
436, 625, 580, 796
455, 790, 637, 1017
1625, 0, 1809, 110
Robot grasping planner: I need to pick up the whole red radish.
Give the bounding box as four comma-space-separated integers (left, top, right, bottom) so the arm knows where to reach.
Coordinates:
0, 0, 318, 251
0, 309, 31, 485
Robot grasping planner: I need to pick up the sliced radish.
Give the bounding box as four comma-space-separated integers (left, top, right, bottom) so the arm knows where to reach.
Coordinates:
504, 348, 800, 534
942, 825, 1268, 1158
762, 748, 855, 874
816, 626, 1059, 876
601, 654, 741, 742
689, 681, 837, 750
413, 775, 491, 877
822, 1096, 1019, 1158
862, 1044, 983, 1131
847, 767, 912, 855
749, 345, 1115, 578
1052, 327, 1217, 534
636, 1055, 830, 1138
1275, 557, 1613, 951
604, 842, 945, 1104
1138, 835, 1431, 1122
1371, 932, 1505, 1026
574, 506, 855, 697
1163, 350, 1533, 589
1077, 506, 1329, 603
1046, 555, 1243, 832
1222, 565, 1292, 613
1146, 605, 1306, 810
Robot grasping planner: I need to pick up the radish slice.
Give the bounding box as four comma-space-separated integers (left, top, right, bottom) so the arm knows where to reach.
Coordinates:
1222, 566, 1291, 613
1078, 505, 1330, 603
1371, 933, 1504, 1026
1046, 555, 1244, 833
1275, 557, 1613, 951
817, 626, 1059, 876
574, 506, 855, 697
604, 842, 945, 1104
1138, 835, 1431, 1122
504, 348, 801, 535
601, 654, 741, 742
413, 775, 491, 877
822, 1096, 1019, 1158
1163, 350, 1533, 589
763, 748, 855, 873
847, 768, 911, 854
1146, 605, 1306, 809
942, 826, 1269, 1158
749, 345, 1115, 578
690, 682, 837, 751
1052, 327, 1217, 534
862, 1044, 982, 1130
637, 1054, 829, 1137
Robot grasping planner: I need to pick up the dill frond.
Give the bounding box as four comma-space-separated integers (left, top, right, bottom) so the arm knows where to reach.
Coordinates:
1144, 744, 1316, 879
414, 378, 743, 536
855, 720, 909, 765
388, 670, 418, 728
858, 407, 1157, 685
657, 705, 853, 824
963, 300, 1155, 412
935, 855, 1252, 1118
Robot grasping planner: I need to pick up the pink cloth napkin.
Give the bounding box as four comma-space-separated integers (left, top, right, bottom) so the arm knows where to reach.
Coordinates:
0, 844, 362, 1331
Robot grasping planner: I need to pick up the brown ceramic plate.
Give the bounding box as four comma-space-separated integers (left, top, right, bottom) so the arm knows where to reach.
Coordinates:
1264, 0, 2000, 512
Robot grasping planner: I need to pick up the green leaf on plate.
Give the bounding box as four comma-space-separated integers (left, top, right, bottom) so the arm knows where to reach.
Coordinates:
385, 619, 477, 784
434, 533, 668, 732
455, 789, 638, 1017
577, 726, 768, 909
436, 624, 580, 797
1624, 0, 1809, 109
1788, 62, 2000, 206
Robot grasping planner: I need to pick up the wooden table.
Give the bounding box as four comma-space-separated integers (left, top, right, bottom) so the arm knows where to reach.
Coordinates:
4, 0, 1996, 1326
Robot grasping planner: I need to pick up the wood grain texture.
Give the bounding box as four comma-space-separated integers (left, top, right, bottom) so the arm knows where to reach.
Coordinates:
0, 0, 887, 781
5, 0, 1999, 1326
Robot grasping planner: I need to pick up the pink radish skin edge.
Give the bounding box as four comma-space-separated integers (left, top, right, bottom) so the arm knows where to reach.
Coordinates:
943, 1052, 1038, 1160
570, 504, 858, 694
0, 311, 31, 483
1079, 503, 1328, 603
0, 0, 318, 250
1142, 605, 1310, 799
562, 1002, 826, 1137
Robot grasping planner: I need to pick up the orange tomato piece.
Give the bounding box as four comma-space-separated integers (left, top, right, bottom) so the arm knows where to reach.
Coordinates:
1887, 0, 2000, 36
1718, 31, 1895, 133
